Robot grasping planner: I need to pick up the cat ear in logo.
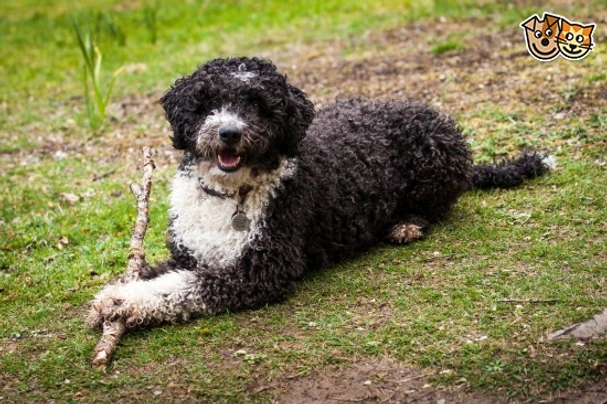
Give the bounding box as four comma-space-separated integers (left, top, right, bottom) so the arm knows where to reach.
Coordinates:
520, 12, 561, 61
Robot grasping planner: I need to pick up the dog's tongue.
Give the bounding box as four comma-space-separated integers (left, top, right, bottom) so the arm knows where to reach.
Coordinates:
218, 152, 241, 168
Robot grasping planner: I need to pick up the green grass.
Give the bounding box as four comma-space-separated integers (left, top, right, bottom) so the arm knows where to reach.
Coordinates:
1, 0, 607, 402
431, 41, 466, 54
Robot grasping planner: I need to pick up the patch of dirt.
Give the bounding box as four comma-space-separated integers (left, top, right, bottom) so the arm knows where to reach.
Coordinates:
281, 12, 607, 112
262, 358, 607, 404
264, 359, 506, 404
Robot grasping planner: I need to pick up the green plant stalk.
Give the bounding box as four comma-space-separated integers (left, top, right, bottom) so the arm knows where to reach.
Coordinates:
71, 15, 122, 130
82, 64, 99, 129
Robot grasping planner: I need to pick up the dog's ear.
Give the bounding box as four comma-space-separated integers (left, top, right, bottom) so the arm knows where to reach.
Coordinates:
281, 83, 315, 156
544, 13, 561, 30
520, 15, 538, 31
160, 75, 202, 150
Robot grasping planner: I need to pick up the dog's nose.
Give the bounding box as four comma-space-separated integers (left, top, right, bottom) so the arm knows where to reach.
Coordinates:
541, 38, 549, 47
218, 124, 241, 145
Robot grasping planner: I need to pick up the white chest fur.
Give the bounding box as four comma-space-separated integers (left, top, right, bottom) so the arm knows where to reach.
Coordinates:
168, 159, 295, 268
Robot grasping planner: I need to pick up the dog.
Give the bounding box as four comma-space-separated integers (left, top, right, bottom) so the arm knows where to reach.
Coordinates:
87, 57, 551, 329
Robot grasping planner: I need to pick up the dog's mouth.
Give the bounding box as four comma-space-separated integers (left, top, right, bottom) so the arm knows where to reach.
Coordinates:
531, 43, 558, 57
217, 150, 245, 172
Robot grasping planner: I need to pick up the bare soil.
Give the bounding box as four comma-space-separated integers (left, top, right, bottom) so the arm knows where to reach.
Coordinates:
264, 359, 507, 404
263, 358, 607, 404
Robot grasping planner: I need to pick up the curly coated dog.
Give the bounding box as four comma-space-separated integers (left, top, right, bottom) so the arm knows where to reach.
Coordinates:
88, 56, 552, 328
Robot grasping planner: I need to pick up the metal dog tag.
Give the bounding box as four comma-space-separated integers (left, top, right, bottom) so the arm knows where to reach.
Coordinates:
231, 208, 250, 232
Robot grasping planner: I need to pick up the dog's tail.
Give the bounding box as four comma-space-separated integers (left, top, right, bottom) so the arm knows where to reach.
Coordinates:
472, 152, 555, 189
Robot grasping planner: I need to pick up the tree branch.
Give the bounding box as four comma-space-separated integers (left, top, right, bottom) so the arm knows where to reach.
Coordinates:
91, 147, 155, 369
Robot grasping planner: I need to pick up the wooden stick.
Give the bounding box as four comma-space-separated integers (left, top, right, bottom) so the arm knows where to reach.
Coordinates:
91, 147, 156, 369
91, 320, 127, 368
497, 298, 559, 304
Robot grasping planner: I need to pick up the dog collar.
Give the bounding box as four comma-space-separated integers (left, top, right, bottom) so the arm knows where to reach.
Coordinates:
198, 180, 252, 200
198, 179, 252, 232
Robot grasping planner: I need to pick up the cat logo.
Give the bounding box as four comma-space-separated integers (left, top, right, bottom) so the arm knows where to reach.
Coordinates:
520, 12, 595, 61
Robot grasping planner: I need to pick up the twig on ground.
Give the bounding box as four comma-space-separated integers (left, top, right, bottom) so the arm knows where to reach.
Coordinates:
497, 298, 559, 304
92, 168, 118, 182
327, 395, 370, 403
252, 384, 279, 394
391, 374, 426, 384
91, 147, 155, 369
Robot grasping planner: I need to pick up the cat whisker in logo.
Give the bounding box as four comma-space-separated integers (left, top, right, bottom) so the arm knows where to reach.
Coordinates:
520, 12, 596, 61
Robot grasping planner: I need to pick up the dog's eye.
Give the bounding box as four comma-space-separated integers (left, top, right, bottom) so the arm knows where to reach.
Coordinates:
534, 30, 542, 39
544, 28, 552, 37
248, 96, 267, 112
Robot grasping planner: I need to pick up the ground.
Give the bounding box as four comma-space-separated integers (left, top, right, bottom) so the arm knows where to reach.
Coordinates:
269, 359, 607, 404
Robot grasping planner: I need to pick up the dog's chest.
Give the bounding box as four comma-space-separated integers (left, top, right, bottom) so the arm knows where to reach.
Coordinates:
168, 174, 267, 267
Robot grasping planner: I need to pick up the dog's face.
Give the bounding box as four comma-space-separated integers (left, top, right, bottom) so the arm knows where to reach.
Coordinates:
520, 13, 560, 61
160, 57, 314, 187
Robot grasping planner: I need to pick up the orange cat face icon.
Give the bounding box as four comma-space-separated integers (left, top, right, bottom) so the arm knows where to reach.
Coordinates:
520, 13, 560, 61
556, 18, 595, 60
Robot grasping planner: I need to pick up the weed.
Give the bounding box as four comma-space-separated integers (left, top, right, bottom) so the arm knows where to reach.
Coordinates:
71, 13, 123, 131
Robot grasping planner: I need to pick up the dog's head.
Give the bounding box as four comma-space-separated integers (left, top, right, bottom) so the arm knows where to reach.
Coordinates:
160, 57, 314, 186
520, 13, 560, 61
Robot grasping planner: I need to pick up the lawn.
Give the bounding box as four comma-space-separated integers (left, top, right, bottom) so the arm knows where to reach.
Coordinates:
1, 1, 606, 402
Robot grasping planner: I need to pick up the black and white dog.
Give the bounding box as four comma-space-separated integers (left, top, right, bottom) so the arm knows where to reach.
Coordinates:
87, 57, 551, 328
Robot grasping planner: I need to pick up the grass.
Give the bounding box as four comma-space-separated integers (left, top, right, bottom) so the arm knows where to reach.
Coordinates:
1, 0, 606, 402
430, 41, 467, 54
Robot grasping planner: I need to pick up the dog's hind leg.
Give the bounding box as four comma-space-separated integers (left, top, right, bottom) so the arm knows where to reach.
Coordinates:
386, 217, 430, 245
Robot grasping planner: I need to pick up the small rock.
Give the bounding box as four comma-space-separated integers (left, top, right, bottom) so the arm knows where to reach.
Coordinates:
60, 193, 80, 205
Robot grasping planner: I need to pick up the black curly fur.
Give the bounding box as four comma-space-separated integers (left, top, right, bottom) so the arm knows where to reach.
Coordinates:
161, 57, 314, 172
472, 152, 550, 189
133, 57, 552, 319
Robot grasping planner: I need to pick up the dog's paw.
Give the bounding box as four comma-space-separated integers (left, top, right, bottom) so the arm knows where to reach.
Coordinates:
386, 223, 425, 244
86, 294, 121, 329
86, 282, 151, 329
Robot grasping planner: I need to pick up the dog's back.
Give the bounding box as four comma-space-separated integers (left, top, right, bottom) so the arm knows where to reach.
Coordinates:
278, 98, 473, 268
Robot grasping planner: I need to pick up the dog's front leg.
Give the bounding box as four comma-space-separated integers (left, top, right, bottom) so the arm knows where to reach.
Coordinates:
86, 270, 206, 328
87, 245, 303, 328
